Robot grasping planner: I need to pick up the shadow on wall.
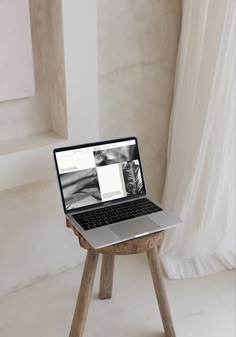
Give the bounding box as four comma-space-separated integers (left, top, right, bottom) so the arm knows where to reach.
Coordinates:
97, 0, 182, 200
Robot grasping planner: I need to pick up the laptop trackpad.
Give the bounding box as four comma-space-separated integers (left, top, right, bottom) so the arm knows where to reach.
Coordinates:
111, 216, 159, 239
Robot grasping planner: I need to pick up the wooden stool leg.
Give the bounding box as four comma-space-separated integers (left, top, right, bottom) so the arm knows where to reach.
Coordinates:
99, 254, 115, 299
69, 250, 99, 337
147, 247, 176, 337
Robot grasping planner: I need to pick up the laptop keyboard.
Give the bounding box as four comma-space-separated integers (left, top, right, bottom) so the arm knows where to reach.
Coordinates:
72, 198, 162, 231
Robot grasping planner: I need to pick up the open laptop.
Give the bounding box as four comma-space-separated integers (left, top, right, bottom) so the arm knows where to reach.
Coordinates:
53, 137, 182, 248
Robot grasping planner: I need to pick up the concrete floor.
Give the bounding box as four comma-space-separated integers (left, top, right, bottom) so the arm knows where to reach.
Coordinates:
0, 254, 235, 337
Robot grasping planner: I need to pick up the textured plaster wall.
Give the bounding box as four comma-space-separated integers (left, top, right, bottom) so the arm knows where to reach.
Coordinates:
0, 0, 98, 297
0, 180, 86, 298
97, 0, 181, 200
0, 0, 182, 297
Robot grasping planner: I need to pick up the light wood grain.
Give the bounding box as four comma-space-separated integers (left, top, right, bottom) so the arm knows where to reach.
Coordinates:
29, 0, 67, 138
69, 250, 99, 337
99, 254, 115, 299
147, 247, 176, 337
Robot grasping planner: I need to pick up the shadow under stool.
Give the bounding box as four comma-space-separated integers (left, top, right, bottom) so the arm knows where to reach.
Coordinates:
66, 220, 176, 337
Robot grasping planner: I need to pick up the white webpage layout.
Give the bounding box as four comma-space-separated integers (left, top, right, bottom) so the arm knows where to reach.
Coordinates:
56, 140, 136, 205
96, 164, 126, 201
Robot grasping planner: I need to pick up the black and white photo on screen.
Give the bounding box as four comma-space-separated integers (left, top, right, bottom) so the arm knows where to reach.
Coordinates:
60, 168, 102, 210
94, 144, 138, 166
122, 160, 144, 196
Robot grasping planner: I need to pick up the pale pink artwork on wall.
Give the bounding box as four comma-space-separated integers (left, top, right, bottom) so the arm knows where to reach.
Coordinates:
0, 0, 35, 102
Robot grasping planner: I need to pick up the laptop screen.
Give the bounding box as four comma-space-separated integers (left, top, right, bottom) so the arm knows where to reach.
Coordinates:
55, 138, 145, 211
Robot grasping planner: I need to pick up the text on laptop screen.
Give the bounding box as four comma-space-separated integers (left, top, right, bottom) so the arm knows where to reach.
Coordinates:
55, 140, 145, 211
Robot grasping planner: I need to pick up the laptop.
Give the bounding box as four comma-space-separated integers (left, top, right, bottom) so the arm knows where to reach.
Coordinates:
53, 137, 182, 248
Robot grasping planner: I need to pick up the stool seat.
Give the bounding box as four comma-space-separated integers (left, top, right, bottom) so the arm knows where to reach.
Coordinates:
66, 219, 176, 337
78, 231, 164, 255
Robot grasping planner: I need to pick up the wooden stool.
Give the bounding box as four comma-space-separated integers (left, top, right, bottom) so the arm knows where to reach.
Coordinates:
67, 220, 176, 337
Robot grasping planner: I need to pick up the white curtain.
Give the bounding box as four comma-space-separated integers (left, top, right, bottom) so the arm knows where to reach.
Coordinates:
160, 0, 235, 279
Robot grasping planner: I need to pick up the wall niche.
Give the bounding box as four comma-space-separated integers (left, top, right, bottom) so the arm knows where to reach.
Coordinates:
0, 0, 68, 191
0, 0, 67, 155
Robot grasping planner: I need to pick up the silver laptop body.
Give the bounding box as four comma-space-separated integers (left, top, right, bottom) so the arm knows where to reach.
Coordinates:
54, 137, 182, 248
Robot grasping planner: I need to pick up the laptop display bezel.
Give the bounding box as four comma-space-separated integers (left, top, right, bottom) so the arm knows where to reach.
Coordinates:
53, 136, 147, 214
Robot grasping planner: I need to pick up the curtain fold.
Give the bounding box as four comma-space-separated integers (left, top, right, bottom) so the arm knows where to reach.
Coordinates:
160, 0, 235, 279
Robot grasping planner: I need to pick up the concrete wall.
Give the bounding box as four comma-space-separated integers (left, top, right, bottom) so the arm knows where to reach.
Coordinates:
97, 0, 181, 200
0, 0, 181, 296
0, 0, 98, 297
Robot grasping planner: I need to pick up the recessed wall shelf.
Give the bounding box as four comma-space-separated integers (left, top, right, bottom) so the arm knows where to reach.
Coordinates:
0, 131, 64, 156
0, 0, 67, 190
